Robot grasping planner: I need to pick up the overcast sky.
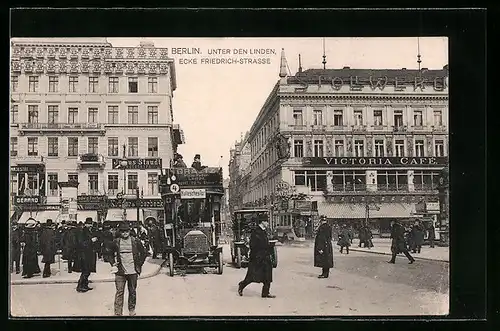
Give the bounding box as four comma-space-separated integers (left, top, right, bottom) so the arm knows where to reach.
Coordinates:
82, 38, 448, 177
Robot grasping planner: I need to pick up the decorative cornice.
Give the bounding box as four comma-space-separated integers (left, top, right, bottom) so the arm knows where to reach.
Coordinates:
280, 94, 448, 102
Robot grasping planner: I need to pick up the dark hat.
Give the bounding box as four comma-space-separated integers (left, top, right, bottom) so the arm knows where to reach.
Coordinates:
61, 220, 66, 225
119, 222, 130, 231
194, 154, 200, 159
78, 221, 84, 225
46, 219, 53, 225
85, 218, 93, 225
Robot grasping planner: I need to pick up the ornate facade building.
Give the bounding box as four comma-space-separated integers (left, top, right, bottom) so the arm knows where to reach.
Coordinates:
235, 50, 449, 237
10, 38, 185, 224
228, 133, 251, 215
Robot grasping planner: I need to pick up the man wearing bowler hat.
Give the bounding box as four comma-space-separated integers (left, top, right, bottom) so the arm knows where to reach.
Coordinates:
73, 218, 98, 292
110, 221, 147, 316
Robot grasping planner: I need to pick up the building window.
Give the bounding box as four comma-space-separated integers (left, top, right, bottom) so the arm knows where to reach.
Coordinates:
334, 139, 344, 157
68, 137, 78, 157
394, 110, 404, 127
11, 76, 19, 92
373, 110, 383, 126
354, 140, 364, 157
48, 173, 59, 196
68, 174, 79, 184
127, 173, 138, 194
413, 171, 439, 191
128, 137, 138, 157
89, 77, 99, 93
354, 110, 363, 126
332, 170, 366, 191
128, 106, 139, 124
27, 173, 39, 195
148, 137, 158, 157
88, 173, 99, 195
313, 110, 323, 125
148, 77, 158, 93
374, 139, 385, 157
48, 137, 58, 157
128, 77, 138, 93
27, 137, 38, 156
434, 110, 443, 126
333, 110, 343, 126
293, 109, 303, 126
395, 139, 405, 157
148, 173, 159, 195
314, 140, 324, 157
11, 105, 18, 124
414, 110, 423, 126
108, 106, 119, 124
28, 105, 38, 123
109, 77, 119, 93
147, 106, 158, 124
68, 108, 78, 123
415, 139, 425, 157
48, 76, 59, 92
294, 140, 304, 158
48, 105, 59, 124
69, 76, 78, 93
88, 137, 99, 154
88, 108, 98, 123
294, 170, 327, 191
108, 174, 119, 195
108, 137, 119, 157
435, 140, 445, 157
28, 76, 39, 92
10, 137, 18, 157
377, 170, 408, 191
11, 173, 17, 196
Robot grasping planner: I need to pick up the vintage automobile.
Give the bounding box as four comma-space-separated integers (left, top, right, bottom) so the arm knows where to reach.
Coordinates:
231, 209, 278, 269
160, 167, 224, 276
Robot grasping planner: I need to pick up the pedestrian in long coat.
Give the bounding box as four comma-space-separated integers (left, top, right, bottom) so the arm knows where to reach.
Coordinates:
364, 226, 374, 248
21, 219, 41, 278
388, 221, 415, 264
11, 223, 22, 274
314, 218, 334, 278
427, 223, 436, 248
73, 219, 98, 292
238, 216, 275, 298
39, 219, 57, 278
62, 222, 78, 272
358, 226, 367, 247
410, 221, 424, 253
337, 225, 351, 254
149, 223, 163, 259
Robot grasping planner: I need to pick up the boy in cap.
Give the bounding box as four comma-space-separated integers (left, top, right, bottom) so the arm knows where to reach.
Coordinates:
110, 222, 147, 316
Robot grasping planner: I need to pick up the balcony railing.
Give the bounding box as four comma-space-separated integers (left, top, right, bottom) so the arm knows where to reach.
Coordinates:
19, 123, 106, 131
432, 125, 447, 133
77, 153, 106, 168
393, 125, 408, 132
352, 125, 367, 132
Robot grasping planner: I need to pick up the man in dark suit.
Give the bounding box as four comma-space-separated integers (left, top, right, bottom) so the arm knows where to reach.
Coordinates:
73, 219, 98, 292
388, 220, 415, 264
11, 222, 22, 274
238, 216, 275, 298
39, 219, 57, 278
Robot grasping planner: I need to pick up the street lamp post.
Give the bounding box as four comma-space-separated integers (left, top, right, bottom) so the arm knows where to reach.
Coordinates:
120, 144, 128, 222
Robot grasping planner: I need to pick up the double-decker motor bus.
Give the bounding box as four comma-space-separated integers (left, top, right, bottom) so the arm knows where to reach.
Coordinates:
160, 167, 224, 276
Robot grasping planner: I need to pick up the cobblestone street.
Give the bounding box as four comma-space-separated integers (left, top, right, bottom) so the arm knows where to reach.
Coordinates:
10, 244, 449, 316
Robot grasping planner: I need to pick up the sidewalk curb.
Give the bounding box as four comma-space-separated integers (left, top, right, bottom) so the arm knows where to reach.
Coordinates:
10, 259, 167, 286
348, 248, 449, 263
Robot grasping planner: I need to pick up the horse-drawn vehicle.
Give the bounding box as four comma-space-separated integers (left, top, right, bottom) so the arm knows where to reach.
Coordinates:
160, 167, 224, 276
230, 208, 278, 269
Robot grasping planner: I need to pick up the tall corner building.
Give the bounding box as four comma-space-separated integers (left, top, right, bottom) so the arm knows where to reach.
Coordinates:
230, 49, 449, 237
10, 38, 185, 224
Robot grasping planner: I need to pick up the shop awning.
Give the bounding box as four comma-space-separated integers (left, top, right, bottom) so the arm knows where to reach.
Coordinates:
318, 202, 416, 219
77, 210, 98, 223
17, 210, 61, 224
105, 208, 144, 222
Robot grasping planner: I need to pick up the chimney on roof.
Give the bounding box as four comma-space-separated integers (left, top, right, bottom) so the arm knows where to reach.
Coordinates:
402, 68, 407, 70
422, 67, 428, 71
139, 40, 155, 48
298, 54, 302, 73
343, 66, 350, 69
